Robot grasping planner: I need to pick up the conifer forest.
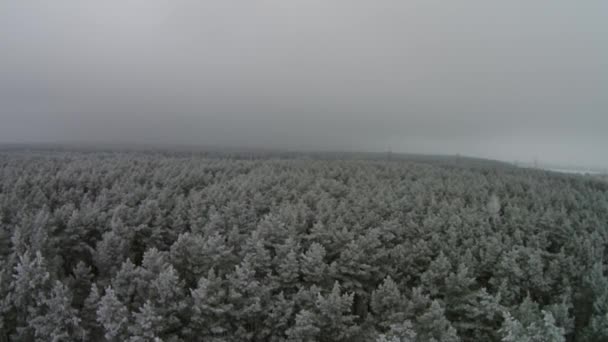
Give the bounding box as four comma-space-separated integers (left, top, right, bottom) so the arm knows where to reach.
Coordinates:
1, 149, 608, 342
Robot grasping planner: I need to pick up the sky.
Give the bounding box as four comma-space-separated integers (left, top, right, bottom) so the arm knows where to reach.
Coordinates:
1, 1, 607, 167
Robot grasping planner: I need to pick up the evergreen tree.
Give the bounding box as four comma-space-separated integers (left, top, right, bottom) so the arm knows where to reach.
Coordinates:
579, 262, 608, 341
263, 292, 295, 341
376, 320, 417, 342
421, 252, 452, 298
95, 231, 129, 281
97, 287, 130, 341
499, 310, 565, 342
415, 300, 460, 342
30, 281, 86, 341
314, 282, 359, 342
81, 284, 102, 341
169, 232, 208, 287
127, 301, 163, 342
190, 268, 233, 341
371, 276, 405, 330
147, 265, 187, 339
9, 250, 52, 340
275, 238, 301, 289
227, 260, 265, 340
69, 261, 94, 309
300, 242, 328, 286
287, 310, 320, 342
111, 258, 141, 310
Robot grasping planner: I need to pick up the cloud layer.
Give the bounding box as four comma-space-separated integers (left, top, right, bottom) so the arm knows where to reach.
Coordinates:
1, 1, 607, 167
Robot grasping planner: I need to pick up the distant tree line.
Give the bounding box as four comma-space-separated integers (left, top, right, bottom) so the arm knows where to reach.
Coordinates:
0, 150, 607, 341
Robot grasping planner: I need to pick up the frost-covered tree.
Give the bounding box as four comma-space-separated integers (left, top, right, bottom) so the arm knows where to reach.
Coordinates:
376, 320, 417, 342
300, 242, 328, 286
287, 310, 320, 342
81, 284, 102, 340
0, 150, 607, 341
69, 261, 94, 309
371, 276, 405, 330
9, 250, 52, 340
127, 301, 163, 342
499, 311, 565, 342
97, 287, 130, 341
415, 300, 460, 342
190, 268, 233, 340
314, 282, 359, 342
29, 281, 86, 341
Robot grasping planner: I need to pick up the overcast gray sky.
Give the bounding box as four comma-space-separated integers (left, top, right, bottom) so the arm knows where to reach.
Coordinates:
1, 1, 607, 167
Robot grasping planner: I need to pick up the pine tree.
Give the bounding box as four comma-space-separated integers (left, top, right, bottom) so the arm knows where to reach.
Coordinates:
28, 207, 54, 258
140, 247, 170, 277
169, 194, 190, 235
500, 310, 565, 342
0, 217, 11, 264
314, 282, 359, 342
487, 194, 501, 219
404, 287, 432, 319
371, 276, 405, 330
127, 301, 162, 342
30, 281, 86, 341
9, 250, 52, 340
188, 192, 208, 235
95, 231, 129, 280
147, 265, 187, 339
111, 259, 141, 310
256, 213, 289, 247
275, 238, 301, 289
376, 320, 417, 342
69, 261, 94, 309
420, 252, 452, 298
169, 232, 208, 287
300, 242, 328, 285
287, 310, 320, 342
263, 292, 295, 341
335, 239, 378, 294
242, 231, 273, 278
415, 300, 460, 342
0, 269, 11, 340
228, 260, 265, 340
579, 262, 608, 341
81, 284, 102, 341
190, 268, 233, 340
171, 231, 235, 287
545, 294, 574, 338
97, 287, 130, 341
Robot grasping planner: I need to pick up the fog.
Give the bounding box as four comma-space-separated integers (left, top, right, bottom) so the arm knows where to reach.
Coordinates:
1, 1, 607, 167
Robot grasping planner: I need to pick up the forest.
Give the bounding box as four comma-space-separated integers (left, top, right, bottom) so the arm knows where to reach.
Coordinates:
1, 149, 607, 342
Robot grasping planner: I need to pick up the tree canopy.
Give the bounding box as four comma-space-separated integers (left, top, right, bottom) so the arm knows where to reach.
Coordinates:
0, 149, 607, 341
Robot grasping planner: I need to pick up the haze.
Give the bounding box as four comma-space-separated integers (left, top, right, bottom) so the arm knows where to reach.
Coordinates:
1, 1, 607, 168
